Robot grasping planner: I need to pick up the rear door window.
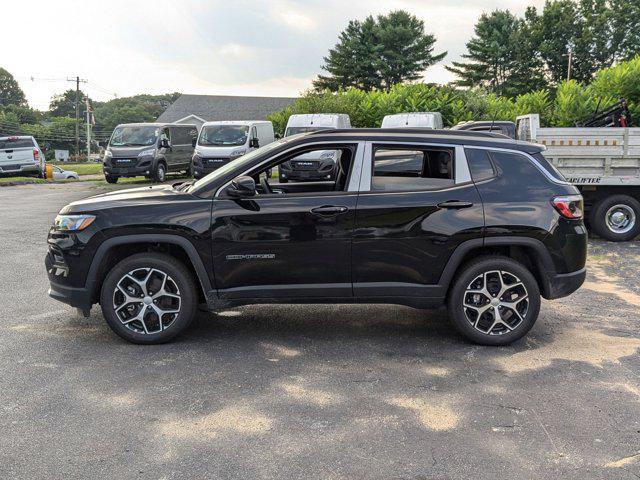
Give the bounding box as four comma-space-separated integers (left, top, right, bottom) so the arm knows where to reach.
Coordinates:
371, 146, 454, 191
465, 148, 495, 182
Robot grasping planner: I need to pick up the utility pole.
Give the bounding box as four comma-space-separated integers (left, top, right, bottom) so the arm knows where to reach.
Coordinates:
66, 76, 87, 158
567, 47, 573, 81
85, 97, 91, 159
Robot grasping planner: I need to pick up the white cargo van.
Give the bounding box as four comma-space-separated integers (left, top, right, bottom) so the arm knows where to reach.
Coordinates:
192, 120, 274, 178
280, 114, 351, 182
381, 112, 444, 129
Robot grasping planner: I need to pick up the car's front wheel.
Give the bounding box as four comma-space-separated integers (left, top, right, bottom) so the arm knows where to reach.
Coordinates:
105, 175, 119, 184
447, 256, 540, 346
100, 253, 197, 344
153, 162, 167, 183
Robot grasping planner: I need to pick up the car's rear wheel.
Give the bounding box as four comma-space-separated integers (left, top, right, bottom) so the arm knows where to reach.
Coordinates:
100, 253, 196, 344
590, 195, 640, 242
447, 256, 540, 346
105, 175, 119, 184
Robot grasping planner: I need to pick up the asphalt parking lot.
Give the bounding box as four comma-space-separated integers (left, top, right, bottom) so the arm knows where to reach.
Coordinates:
1, 182, 639, 480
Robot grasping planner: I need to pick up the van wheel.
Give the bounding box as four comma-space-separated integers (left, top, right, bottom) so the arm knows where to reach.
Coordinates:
153, 162, 166, 183
100, 253, 197, 344
105, 175, 119, 184
447, 256, 540, 346
185, 163, 193, 177
590, 195, 640, 242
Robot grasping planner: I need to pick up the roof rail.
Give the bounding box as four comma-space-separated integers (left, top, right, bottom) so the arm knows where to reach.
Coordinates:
307, 128, 509, 139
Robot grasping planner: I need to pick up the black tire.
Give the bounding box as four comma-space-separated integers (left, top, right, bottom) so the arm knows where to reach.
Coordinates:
590, 195, 640, 242
185, 162, 193, 177
279, 176, 288, 183
105, 175, 119, 184
100, 253, 197, 344
447, 256, 541, 346
153, 162, 167, 183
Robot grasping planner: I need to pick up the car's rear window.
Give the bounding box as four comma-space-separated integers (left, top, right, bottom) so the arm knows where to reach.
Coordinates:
0, 138, 34, 150
531, 152, 567, 182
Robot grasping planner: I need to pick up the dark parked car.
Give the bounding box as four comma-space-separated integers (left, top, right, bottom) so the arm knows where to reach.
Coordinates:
47, 129, 587, 345
102, 123, 198, 183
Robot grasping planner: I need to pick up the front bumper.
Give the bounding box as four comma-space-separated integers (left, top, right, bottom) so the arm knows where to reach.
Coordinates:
543, 267, 586, 299
103, 157, 154, 177
193, 158, 232, 178
45, 251, 92, 311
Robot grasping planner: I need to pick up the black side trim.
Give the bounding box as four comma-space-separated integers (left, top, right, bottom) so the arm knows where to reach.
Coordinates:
85, 234, 212, 304
218, 283, 352, 300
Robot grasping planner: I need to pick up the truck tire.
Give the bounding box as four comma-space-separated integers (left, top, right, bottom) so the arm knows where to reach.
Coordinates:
590, 195, 640, 242
447, 256, 540, 346
105, 175, 119, 184
100, 252, 197, 344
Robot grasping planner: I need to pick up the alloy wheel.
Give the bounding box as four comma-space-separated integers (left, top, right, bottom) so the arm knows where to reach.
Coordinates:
462, 270, 529, 336
112, 267, 181, 335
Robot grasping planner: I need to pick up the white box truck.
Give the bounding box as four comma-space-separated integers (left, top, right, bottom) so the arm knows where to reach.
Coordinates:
516, 113, 640, 241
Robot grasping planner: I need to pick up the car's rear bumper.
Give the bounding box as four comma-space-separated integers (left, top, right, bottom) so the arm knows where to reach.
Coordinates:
544, 267, 586, 299
0, 164, 40, 175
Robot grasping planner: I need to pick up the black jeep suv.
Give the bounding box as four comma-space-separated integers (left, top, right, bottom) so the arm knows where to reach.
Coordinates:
46, 129, 587, 345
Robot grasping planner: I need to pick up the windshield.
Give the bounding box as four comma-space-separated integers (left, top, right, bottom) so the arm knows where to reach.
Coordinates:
190, 137, 294, 194
110, 126, 159, 147
199, 125, 249, 146
284, 126, 332, 137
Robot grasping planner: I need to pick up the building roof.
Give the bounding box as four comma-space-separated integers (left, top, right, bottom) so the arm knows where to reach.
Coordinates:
156, 94, 297, 123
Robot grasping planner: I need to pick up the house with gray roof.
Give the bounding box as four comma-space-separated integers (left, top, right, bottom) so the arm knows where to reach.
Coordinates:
156, 94, 297, 129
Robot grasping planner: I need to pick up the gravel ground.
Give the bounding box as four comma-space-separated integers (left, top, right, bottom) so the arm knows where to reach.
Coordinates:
0, 183, 639, 480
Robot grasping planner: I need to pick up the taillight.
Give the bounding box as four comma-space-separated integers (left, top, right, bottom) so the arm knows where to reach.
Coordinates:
552, 195, 583, 219
33, 149, 40, 162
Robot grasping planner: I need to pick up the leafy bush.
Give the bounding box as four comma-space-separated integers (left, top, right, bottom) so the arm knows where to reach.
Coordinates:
268, 56, 640, 132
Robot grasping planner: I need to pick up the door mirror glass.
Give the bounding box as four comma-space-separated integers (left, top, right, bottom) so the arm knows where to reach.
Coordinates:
249, 137, 259, 148
228, 175, 256, 198
160, 138, 171, 149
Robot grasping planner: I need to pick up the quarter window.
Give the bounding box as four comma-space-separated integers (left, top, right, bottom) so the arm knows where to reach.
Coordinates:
371, 147, 454, 191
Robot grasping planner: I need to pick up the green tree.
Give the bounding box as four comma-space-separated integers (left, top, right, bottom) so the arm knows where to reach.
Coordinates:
0, 68, 27, 106
49, 89, 90, 118
314, 10, 446, 92
446, 10, 543, 97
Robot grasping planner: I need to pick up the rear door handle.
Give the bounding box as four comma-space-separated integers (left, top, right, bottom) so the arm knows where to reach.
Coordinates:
310, 205, 349, 216
437, 200, 474, 209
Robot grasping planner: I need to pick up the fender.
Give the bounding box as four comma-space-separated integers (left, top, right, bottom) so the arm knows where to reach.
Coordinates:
84, 234, 213, 301
437, 236, 556, 296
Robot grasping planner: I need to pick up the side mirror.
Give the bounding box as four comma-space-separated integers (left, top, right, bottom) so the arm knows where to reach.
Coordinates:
249, 137, 259, 148
227, 175, 256, 198
160, 138, 171, 149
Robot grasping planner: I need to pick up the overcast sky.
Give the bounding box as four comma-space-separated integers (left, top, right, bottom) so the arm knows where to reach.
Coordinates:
3, 0, 546, 110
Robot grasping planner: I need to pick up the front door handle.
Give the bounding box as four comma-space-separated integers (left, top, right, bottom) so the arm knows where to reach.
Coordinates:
310, 205, 348, 216
437, 200, 474, 209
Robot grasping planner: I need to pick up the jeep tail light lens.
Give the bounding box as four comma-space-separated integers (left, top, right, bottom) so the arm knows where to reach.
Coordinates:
552, 195, 583, 219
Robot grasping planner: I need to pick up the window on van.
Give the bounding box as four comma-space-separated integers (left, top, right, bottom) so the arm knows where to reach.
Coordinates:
110, 126, 159, 147
465, 148, 495, 182
371, 147, 454, 191
199, 125, 249, 147
284, 126, 332, 137
171, 127, 196, 145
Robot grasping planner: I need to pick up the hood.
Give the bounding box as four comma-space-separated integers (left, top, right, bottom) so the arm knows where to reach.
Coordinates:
195, 145, 246, 158
59, 184, 189, 214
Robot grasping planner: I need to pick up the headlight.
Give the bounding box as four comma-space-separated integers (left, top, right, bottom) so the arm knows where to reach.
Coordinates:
230, 149, 246, 157
138, 148, 156, 157
320, 151, 335, 159
104, 150, 113, 160
54, 214, 96, 232
192, 154, 202, 166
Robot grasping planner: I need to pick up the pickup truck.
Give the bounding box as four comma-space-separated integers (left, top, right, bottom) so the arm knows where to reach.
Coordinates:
0, 136, 44, 177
